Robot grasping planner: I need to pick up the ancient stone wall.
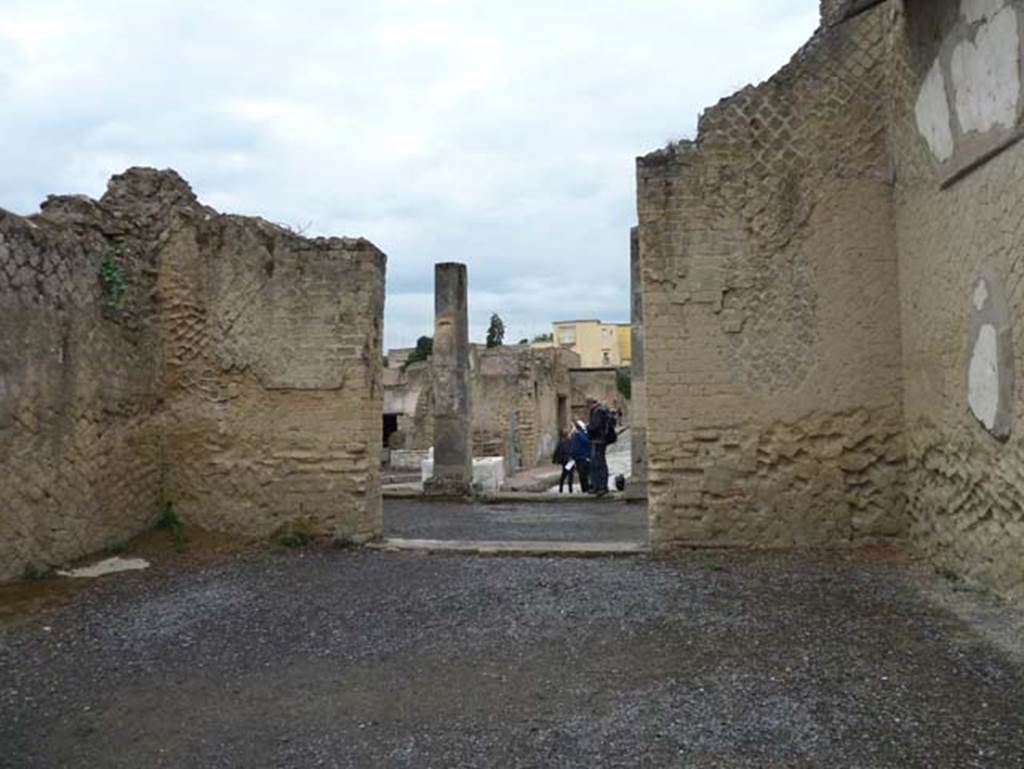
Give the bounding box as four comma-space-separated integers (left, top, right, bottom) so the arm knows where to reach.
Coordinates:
385, 345, 577, 469
569, 368, 629, 424
637, 5, 907, 549
472, 346, 576, 468
0, 168, 385, 579
158, 195, 385, 540
638, 0, 1024, 599
892, 0, 1024, 600
384, 361, 433, 451
0, 188, 165, 580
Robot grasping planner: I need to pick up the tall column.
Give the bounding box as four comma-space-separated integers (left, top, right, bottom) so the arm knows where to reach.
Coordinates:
425, 262, 473, 496
627, 226, 648, 500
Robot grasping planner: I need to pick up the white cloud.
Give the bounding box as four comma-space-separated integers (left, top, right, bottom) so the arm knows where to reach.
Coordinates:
0, 0, 819, 349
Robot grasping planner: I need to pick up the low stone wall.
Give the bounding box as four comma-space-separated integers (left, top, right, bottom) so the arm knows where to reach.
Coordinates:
0, 168, 386, 579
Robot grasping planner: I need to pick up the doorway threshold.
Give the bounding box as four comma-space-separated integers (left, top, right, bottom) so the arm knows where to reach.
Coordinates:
368, 538, 649, 557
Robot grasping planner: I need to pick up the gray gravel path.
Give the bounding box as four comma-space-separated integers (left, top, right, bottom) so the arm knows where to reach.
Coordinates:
2, 546, 1023, 768
384, 498, 649, 543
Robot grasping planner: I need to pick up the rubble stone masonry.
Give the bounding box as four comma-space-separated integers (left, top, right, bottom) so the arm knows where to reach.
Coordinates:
1, 168, 385, 579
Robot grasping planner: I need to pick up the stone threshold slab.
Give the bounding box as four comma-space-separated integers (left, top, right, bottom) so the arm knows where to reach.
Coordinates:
368, 539, 649, 557
382, 489, 630, 504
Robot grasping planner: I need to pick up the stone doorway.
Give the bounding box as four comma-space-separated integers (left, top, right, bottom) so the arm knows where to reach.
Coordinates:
382, 413, 399, 449
378, 260, 647, 552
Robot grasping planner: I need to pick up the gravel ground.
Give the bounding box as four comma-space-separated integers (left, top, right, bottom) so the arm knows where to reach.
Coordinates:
2, 543, 1023, 768
384, 498, 649, 543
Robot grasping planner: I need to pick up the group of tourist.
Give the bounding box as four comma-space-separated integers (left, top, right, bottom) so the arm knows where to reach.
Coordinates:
551, 397, 618, 496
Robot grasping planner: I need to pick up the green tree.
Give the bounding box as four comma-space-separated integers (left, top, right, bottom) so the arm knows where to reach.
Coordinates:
532, 332, 553, 343
616, 368, 632, 400
402, 336, 434, 370
486, 313, 505, 348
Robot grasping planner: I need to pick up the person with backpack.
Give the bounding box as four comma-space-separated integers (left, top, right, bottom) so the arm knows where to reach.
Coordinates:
551, 428, 576, 494
585, 397, 616, 497
568, 420, 592, 493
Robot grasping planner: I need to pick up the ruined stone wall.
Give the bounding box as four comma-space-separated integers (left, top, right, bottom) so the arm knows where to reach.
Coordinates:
390, 345, 577, 469
471, 348, 524, 458
158, 203, 385, 541
384, 362, 432, 451
0, 189, 165, 580
0, 168, 385, 579
637, 5, 906, 549
892, 0, 1024, 600
569, 368, 629, 424
473, 346, 576, 468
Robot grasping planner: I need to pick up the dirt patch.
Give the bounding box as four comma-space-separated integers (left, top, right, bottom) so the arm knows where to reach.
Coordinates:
0, 526, 255, 630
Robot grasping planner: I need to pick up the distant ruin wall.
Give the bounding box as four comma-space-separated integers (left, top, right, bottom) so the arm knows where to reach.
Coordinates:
637, 5, 906, 549
0, 168, 385, 579
569, 368, 628, 424
385, 345, 577, 469
892, 0, 1024, 600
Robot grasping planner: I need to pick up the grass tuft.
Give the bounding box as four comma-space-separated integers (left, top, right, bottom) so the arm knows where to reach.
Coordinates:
157, 502, 188, 553
105, 540, 129, 555
22, 562, 51, 581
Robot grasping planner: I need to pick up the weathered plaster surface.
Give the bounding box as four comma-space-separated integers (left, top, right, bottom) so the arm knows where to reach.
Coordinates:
912, 0, 1023, 177
963, 0, 1012, 24
950, 6, 1020, 134
916, 61, 955, 161
968, 323, 1001, 429
893, 0, 1024, 601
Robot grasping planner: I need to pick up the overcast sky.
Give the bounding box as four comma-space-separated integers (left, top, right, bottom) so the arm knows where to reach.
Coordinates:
0, 0, 819, 350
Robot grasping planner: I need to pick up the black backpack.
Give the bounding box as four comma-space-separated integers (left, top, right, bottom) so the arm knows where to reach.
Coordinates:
604, 409, 618, 444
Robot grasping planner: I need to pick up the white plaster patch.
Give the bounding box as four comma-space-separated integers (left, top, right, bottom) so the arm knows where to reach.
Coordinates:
974, 278, 990, 310
951, 7, 1021, 134
962, 0, 1006, 24
915, 60, 955, 161
968, 323, 1001, 430
58, 557, 150, 579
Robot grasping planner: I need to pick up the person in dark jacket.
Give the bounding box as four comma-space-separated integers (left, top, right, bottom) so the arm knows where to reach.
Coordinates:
552, 428, 575, 493
568, 421, 592, 493
586, 397, 611, 496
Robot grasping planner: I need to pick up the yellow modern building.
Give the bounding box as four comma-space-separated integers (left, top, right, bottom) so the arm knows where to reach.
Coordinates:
541, 319, 631, 368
